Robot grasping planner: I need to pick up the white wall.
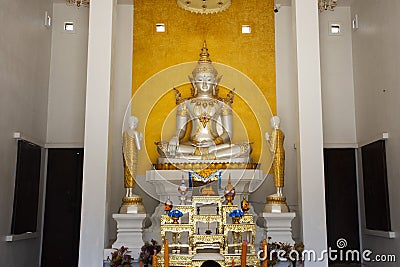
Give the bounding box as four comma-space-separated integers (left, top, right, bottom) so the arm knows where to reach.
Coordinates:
249, 6, 301, 240
45, 2, 158, 246
275, 7, 299, 214
0, 0, 52, 266
108, 3, 158, 244
252, 5, 357, 243
46, 4, 89, 146
108, 3, 135, 245
319, 7, 357, 146
351, 1, 400, 265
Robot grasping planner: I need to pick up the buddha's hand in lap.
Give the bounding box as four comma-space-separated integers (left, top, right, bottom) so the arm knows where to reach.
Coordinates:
168, 136, 179, 156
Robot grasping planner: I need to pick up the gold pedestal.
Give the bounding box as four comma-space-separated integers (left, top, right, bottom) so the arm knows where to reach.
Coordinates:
119, 195, 146, 214
225, 194, 234, 205
264, 195, 288, 213
266, 195, 286, 204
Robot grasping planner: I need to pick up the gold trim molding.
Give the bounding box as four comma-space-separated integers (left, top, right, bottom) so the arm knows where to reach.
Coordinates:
153, 162, 259, 170
122, 196, 143, 205
266, 195, 287, 204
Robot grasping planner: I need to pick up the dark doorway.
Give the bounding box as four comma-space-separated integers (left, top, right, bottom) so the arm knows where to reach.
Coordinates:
41, 148, 84, 267
201, 260, 221, 267
11, 140, 42, 235
324, 148, 360, 264
361, 140, 391, 231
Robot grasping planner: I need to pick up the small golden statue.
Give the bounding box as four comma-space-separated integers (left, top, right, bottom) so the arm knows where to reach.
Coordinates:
164, 197, 173, 214
241, 195, 250, 213
119, 116, 145, 214
224, 175, 235, 205
201, 184, 216, 196
265, 116, 288, 212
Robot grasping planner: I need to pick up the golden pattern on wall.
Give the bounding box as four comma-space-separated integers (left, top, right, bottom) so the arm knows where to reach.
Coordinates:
132, 0, 276, 168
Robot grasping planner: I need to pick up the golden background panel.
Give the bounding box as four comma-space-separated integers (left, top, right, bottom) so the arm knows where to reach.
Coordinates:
132, 0, 275, 174
133, 0, 276, 106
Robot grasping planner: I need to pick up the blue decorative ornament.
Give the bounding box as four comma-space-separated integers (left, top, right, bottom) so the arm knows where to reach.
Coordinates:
229, 209, 244, 218
168, 209, 183, 218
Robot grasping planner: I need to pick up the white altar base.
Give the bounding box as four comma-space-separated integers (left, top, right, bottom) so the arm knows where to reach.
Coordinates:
262, 212, 296, 245
111, 213, 146, 260
143, 169, 266, 244
259, 212, 298, 267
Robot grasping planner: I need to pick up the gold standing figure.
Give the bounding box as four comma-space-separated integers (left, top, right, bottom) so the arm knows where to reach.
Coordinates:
120, 116, 145, 213
266, 116, 287, 205
123, 134, 138, 188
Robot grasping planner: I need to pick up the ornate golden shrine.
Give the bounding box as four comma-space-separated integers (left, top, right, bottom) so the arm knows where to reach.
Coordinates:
158, 196, 259, 267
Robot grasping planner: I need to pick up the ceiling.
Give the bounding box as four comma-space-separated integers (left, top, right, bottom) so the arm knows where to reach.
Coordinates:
52, 0, 352, 7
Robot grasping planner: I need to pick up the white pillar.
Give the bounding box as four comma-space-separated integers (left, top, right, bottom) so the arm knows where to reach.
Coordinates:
78, 0, 116, 266
292, 0, 328, 266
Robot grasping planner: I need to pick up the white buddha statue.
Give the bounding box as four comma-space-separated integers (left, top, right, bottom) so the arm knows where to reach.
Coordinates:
156, 42, 252, 163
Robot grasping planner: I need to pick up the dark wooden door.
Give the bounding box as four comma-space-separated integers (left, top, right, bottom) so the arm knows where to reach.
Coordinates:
41, 148, 83, 267
324, 148, 360, 263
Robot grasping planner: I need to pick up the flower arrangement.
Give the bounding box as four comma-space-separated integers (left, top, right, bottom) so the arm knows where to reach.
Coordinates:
139, 239, 161, 265
229, 209, 244, 224
229, 209, 244, 218
167, 209, 183, 218
168, 209, 183, 224
109, 246, 132, 267
263, 238, 304, 266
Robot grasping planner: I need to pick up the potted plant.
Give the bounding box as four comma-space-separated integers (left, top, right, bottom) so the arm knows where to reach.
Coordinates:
264, 238, 304, 266
139, 239, 161, 266
109, 246, 133, 267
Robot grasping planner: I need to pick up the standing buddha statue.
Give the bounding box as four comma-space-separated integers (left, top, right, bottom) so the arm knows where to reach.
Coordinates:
120, 116, 145, 214
265, 116, 288, 212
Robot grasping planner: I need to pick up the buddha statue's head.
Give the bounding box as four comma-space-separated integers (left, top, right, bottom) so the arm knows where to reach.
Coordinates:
127, 115, 139, 130
270, 115, 281, 130
190, 41, 221, 97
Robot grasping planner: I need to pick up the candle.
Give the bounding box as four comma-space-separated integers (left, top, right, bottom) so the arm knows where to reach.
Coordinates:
139, 260, 143, 267
241, 240, 247, 267
164, 239, 169, 267
152, 249, 158, 267
262, 239, 268, 267
231, 259, 235, 267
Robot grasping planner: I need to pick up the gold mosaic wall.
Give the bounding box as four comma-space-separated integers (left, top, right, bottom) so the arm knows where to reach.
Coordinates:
132, 0, 276, 171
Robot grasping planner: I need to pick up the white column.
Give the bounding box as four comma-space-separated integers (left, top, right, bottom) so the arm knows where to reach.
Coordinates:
292, 0, 328, 266
78, 0, 116, 266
